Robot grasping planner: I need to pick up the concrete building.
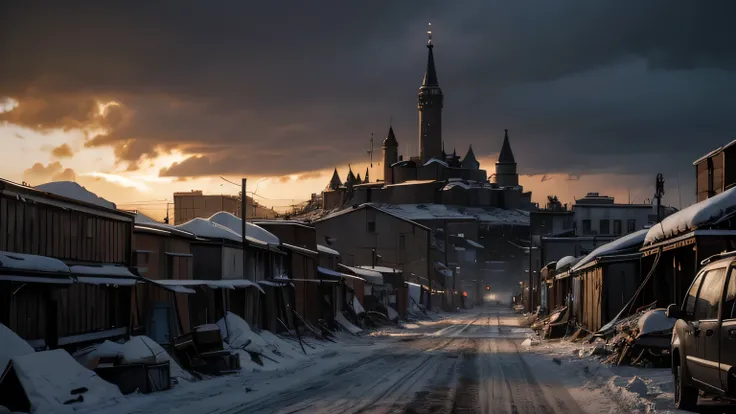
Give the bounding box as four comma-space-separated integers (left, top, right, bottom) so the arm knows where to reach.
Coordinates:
173, 190, 276, 224
313, 205, 432, 287
572, 193, 652, 236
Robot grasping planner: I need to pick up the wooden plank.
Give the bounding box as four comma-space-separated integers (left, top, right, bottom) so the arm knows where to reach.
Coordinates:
0, 197, 7, 251
15, 200, 24, 253
23, 204, 32, 253
6, 200, 15, 251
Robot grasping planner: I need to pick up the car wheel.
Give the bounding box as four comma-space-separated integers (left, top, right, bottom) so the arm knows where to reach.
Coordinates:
675, 363, 698, 410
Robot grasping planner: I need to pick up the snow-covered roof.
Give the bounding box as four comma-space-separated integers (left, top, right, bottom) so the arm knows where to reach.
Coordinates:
317, 244, 340, 256
317, 266, 364, 281
466, 239, 484, 249
572, 229, 649, 272
154, 279, 264, 293
282, 243, 318, 256
442, 181, 472, 191
0, 251, 70, 273
385, 179, 437, 187
377, 204, 472, 221
70, 264, 136, 278
423, 158, 449, 168
338, 264, 383, 285
35, 181, 116, 210
555, 255, 580, 270
356, 265, 402, 274
644, 186, 736, 245
209, 211, 280, 246
176, 218, 243, 243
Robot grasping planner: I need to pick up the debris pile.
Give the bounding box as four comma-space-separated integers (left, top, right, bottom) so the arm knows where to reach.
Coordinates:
598, 307, 675, 367
530, 306, 570, 339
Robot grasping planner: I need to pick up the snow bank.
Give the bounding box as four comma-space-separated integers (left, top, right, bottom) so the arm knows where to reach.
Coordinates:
637, 309, 675, 336
572, 229, 648, 272
10, 349, 122, 413
335, 313, 362, 335
121, 336, 194, 381
645, 185, 736, 245
217, 312, 266, 354
35, 181, 116, 210
208, 212, 280, 246
176, 218, 242, 242
0, 251, 69, 273
0, 324, 34, 373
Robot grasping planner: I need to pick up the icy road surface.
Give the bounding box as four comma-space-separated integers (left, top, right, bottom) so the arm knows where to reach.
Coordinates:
225, 309, 589, 414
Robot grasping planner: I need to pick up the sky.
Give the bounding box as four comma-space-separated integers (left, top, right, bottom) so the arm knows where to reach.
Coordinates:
1, 1, 735, 216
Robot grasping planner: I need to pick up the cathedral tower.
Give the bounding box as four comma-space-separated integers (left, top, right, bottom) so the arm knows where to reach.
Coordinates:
382, 126, 398, 184
418, 25, 443, 162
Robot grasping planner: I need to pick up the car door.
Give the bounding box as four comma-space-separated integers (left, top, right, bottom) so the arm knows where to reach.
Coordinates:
696, 267, 727, 391
689, 267, 727, 389
720, 266, 736, 395
683, 269, 707, 381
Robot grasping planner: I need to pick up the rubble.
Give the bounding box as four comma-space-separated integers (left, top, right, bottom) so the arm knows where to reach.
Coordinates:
597, 307, 674, 368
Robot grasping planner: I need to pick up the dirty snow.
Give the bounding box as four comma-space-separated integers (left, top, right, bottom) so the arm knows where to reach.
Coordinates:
352, 297, 366, 314
645, 185, 736, 244
10, 349, 122, 413
35, 181, 116, 210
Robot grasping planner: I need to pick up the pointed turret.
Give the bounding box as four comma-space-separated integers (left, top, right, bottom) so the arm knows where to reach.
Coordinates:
382, 126, 399, 184
356, 173, 362, 183
345, 165, 356, 189
326, 168, 342, 190
364, 168, 370, 183
494, 129, 519, 187
461, 145, 480, 170
498, 129, 516, 164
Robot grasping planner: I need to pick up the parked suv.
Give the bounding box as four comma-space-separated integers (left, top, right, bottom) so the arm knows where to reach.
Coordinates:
667, 251, 736, 410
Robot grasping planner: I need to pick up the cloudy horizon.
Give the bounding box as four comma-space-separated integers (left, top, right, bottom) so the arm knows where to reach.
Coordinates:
2, 1, 734, 213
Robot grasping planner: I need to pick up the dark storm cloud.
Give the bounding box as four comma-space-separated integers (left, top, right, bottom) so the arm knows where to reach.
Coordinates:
1, 1, 735, 181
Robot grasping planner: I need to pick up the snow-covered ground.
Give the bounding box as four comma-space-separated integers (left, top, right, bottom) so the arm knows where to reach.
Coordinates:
525, 336, 733, 413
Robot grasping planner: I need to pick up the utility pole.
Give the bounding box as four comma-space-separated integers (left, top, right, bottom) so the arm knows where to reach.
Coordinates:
655, 173, 665, 222
528, 229, 533, 313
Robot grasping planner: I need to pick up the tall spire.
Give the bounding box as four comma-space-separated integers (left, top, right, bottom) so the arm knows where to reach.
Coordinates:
498, 129, 516, 164
383, 126, 398, 147
422, 23, 439, 87
364, 167, 370, 183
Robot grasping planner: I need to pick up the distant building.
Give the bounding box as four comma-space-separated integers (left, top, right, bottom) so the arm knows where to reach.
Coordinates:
693, 139, 736, 202
173, 190, 276, 224
572, 193, 652, 236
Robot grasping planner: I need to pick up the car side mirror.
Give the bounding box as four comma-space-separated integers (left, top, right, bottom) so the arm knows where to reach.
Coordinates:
666, 303, 683, 320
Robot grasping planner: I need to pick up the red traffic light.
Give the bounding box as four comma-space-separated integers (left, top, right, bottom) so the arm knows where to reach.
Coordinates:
485, 285, 491, 291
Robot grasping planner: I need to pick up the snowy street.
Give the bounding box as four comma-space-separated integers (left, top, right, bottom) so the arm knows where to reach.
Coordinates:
101, 307, 669, 414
